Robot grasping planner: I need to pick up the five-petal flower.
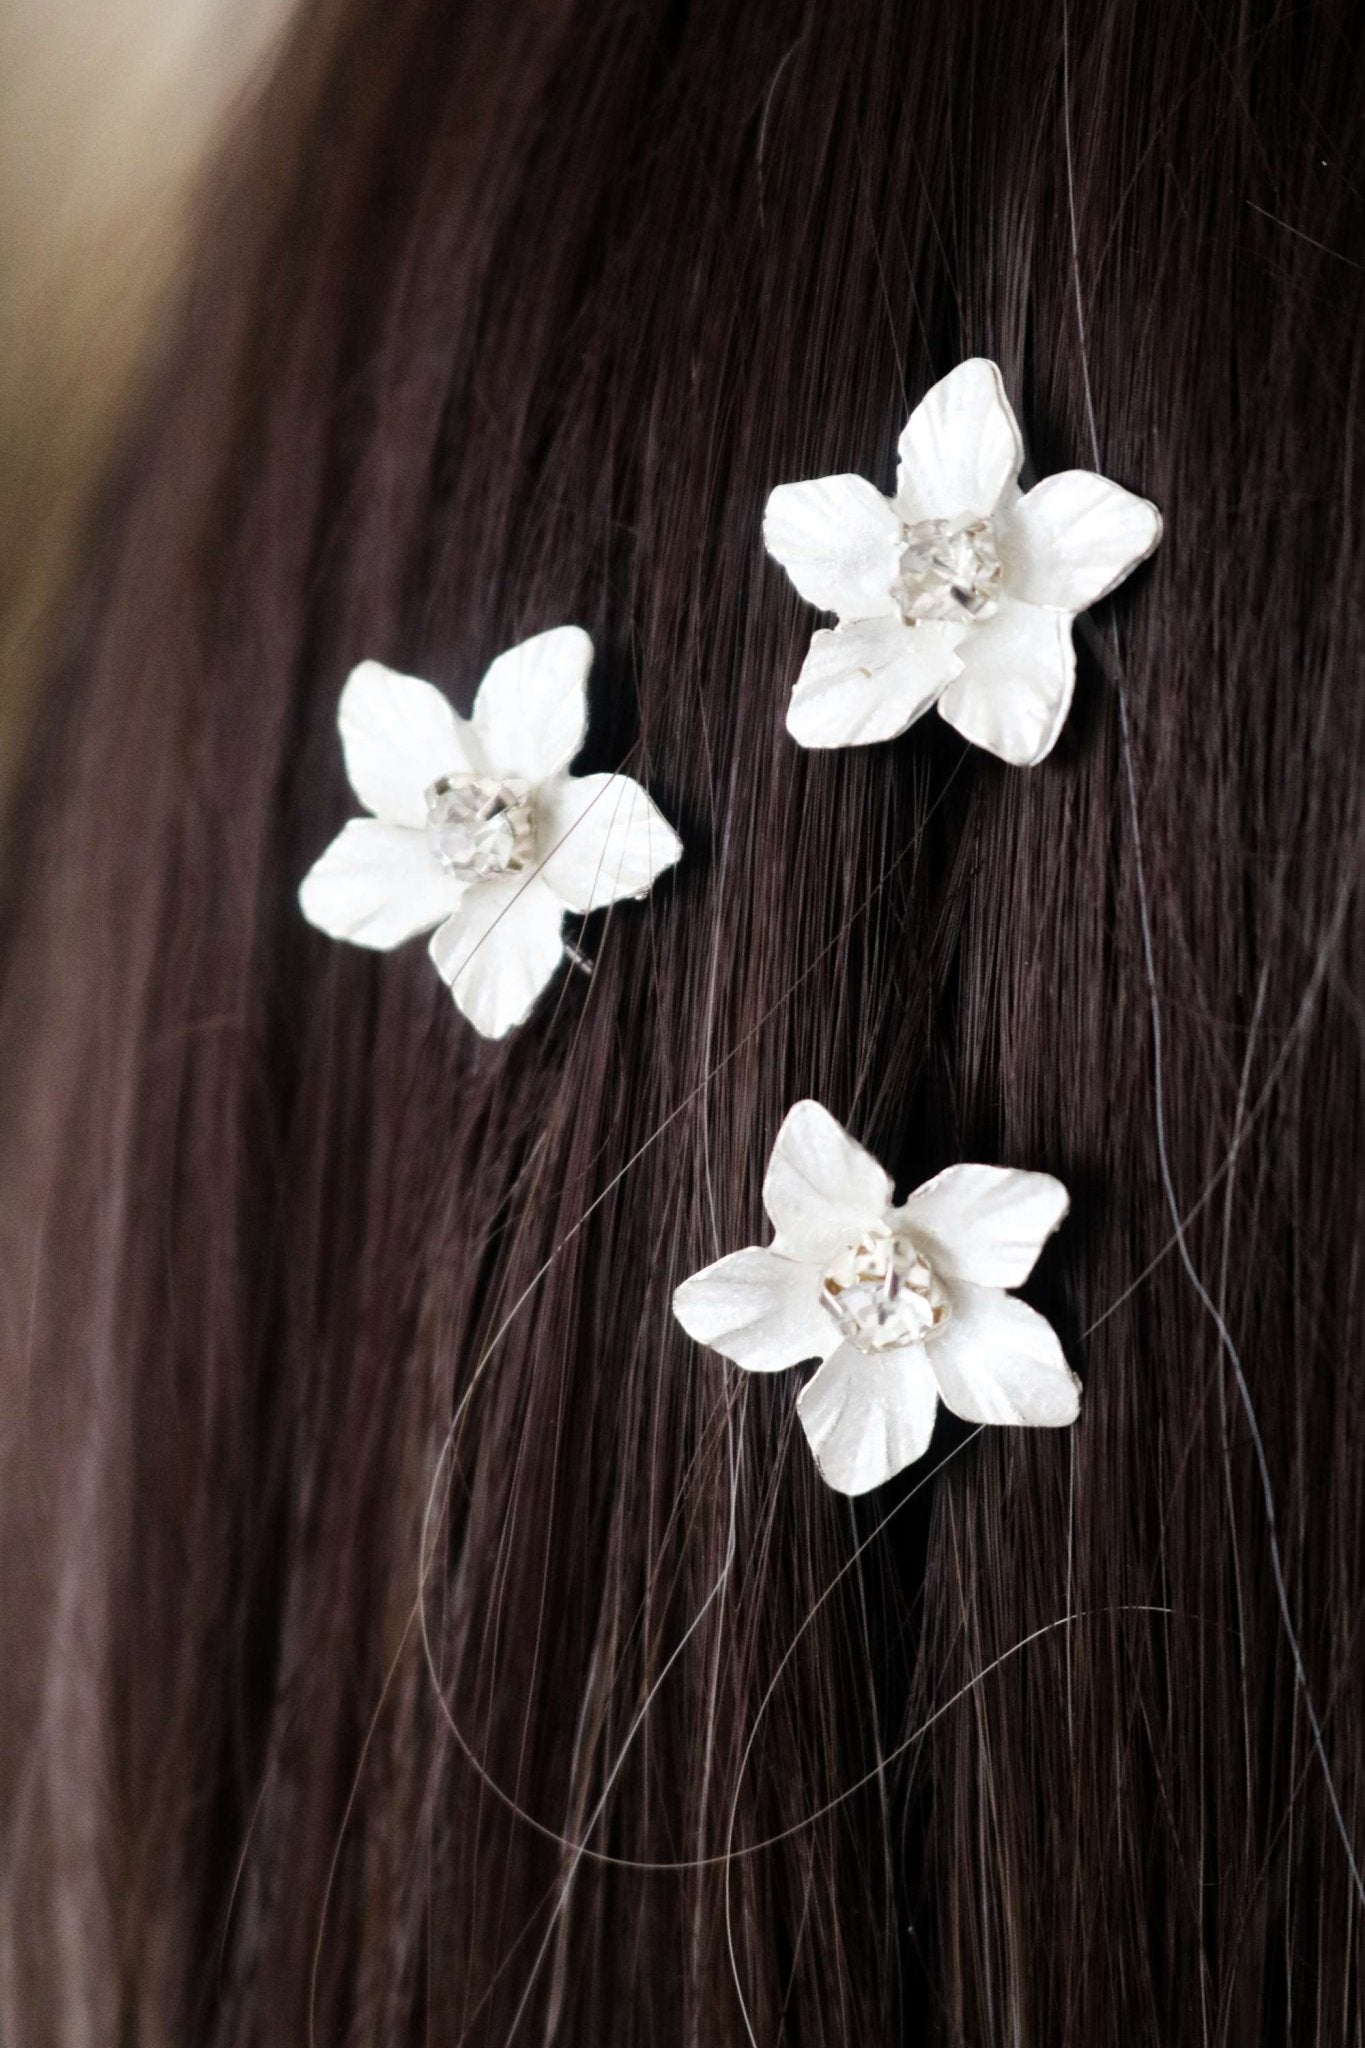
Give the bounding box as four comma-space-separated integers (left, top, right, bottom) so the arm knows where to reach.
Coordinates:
299, 627, 682, 1038
763, 358, 1162, 765
672, 1100, 1079, 1495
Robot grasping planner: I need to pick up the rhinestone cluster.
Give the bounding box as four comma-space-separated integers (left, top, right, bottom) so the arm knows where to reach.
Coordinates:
424, 773, 536, 881
890, 513, 1003, 625
820, 1227, 951, 1354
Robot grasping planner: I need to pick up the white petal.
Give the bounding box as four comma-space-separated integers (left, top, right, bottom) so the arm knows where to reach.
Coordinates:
298, 819, 462, 949
536, 772, 682, 914
900, 1164, 1069, 1288
471, 626, 593, 785
338, 660, 477, 828
928, 1284, 1080, 1429
763, 475, 902, 620
935, 598, 1075, 766
796, 1341, 940, 1495
671, 1247, 839, 1373
895, 359, 1024, 523
785, 616, 963, 750
428, 871, 565, 1039
1001, 470, 1162, 612
762, 1100, 892, 1266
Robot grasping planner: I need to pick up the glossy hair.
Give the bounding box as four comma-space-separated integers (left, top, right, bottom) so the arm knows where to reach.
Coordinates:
2, 0, 1364, 2040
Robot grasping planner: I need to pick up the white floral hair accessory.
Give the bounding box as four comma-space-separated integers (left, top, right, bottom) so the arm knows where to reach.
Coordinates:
763, 358, 1161, 765
299, 627, 682, 1039
672, 1099, 1079, 1495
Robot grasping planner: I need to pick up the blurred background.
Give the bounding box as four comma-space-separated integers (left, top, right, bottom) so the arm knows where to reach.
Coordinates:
0, 0, 293, 791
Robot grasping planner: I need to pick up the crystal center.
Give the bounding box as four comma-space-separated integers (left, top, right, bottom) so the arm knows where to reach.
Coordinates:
424, 774, 536, 881
891, 514, 1003, 624
820, 1226, 951, 1354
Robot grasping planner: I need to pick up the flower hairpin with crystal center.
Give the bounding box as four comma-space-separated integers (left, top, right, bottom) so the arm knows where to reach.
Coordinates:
672, 1100, 1079, 1495
299, 626, 682, 1038
764, 358, 1162, 765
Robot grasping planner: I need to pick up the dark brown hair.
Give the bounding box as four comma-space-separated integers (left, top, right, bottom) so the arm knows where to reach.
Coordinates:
3, 0, 1365, 2039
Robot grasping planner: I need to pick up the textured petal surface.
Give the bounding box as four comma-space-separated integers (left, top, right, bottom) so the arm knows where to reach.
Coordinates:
763, 475, 902, 619
339, 661, 476, 828
935, 599, 1076, 766
928, 1285, 1080, 1429
537, 772, 682, 914
763, 1100, 893, 1265
797, 1342, 940, 1495
428, 871, 565, 1038
895, 359, 1024, 523
298, 820, 462, 949
1001, 470, 1162, 612
471, 626, 593, 785
900, 1164, 1069, 1288
672, 1248, 839, 1373
785, 616, 963, 749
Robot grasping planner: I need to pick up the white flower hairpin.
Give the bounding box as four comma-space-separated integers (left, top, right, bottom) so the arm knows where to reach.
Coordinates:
299, 627, 682, 1038
672, 1100, 1079, 1495
763, 358, 1162, 765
